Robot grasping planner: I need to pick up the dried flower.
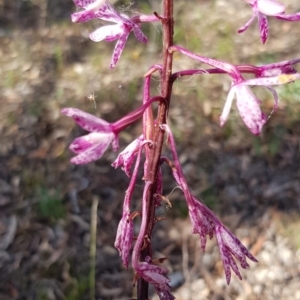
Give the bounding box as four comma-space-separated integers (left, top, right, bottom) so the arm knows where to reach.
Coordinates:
161, 123, 258, 283
136, 261, 171, 290
112, 135, 143, 177
215, 224, 258, 284
114, 142, 149, 268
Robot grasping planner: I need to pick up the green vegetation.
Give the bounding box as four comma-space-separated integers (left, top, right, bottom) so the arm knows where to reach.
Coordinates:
37, 187, 66, 221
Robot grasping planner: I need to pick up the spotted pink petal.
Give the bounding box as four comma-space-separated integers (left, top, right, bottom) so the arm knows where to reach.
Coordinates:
110, 33, 130, 69
70, 132, 115, 165
215, 224, 257, 284
275, 13, 300, 21
133, 26, 148, 44
219, 228, 250, 268
244, 73, 300, 86
111, 136, 119, 151
217, 238, 242, 284
73, 0, 97, 9
258, 12, 269, 43
69, 132, 108, 154
89, 24, 124, 42
189, 200, 215, 252
71, 0, 107, 23
114, 213, 134, 268
235, 84, 267, 135
61, 108, 112, 133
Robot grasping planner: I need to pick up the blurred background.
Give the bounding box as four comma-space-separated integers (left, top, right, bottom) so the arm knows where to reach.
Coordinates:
1, 0, 300, 299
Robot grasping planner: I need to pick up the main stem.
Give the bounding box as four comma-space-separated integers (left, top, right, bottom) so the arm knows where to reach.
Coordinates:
137, 0, 174, 299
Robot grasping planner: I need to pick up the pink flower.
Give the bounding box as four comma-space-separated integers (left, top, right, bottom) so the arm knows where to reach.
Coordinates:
220, 73, 300, 135
62, 96, 162, 164
170, 46, 300, 135
238, 0, 300, 41
71, 0, 147, 68
89, 15, 147, 68
61, 108, 118, 164
239, 0, 285, 43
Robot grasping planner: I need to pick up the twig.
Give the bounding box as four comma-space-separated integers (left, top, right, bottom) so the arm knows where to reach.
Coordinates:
89, 196, 99, 300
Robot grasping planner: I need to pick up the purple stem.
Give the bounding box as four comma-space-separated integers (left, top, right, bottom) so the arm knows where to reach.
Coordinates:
112, 96, 164, 132
170, 45, 242, 80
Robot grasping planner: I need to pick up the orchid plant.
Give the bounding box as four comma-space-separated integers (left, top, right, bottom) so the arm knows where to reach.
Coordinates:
62, 0, 300, 299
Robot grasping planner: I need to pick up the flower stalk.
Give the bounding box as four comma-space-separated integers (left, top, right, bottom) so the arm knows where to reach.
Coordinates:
62, 0, 300, 298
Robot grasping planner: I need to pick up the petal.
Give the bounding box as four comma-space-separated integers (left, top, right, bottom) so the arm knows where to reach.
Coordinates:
71, 11, 97, 23
258, 12, 269, 43
111, 135, 119, 151
219, 227, 249, 268
61, 108, 112, 133
133, 26, 148, 44
220, 85, 236, 127
260, 65, 297, 77
70, 132, 115, 164
235, 85, 266, 135
71, 0, 107, 22
226, 248, 243, 280
257, 0, 285, 16
85, 0, 106, 11
73, 0, 96, 8
215, 232, 232, 284
244, 73, 300, 86
154, 288, 176, 300
275, 13, 300, 21
69, 132, 111, 154
266, 86, 279, 113
112, 135, 142, 176
89, 24, 123, 42
114, 214, 134, 268
114, 217, 125, 253
110, 33, 130, 69
238, 13, 256, 33
137, 262, 170, 290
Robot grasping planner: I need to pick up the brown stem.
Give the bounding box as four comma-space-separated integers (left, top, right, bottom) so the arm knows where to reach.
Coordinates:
137, 0, 174, 299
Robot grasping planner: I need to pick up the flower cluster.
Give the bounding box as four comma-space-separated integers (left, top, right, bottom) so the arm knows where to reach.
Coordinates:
62, 0, 300, 299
